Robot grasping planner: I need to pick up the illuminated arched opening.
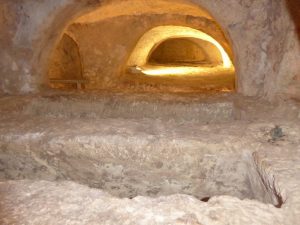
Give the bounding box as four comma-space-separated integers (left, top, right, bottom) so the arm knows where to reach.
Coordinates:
126, 25, 235, 91
127, 26, 232, 69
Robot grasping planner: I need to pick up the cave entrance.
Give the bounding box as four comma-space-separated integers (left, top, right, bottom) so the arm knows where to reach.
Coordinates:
4, 0, 287, 210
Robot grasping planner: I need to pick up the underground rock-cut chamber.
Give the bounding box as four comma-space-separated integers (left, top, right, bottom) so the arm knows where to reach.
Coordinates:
4, 0, 284, 208
2, 0, 300, 223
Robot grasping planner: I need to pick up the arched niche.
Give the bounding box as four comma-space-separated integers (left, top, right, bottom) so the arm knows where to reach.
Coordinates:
47, 34, 84, 89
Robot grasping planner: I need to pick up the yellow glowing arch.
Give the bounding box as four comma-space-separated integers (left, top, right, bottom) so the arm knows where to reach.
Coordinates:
127, 26, 233, 71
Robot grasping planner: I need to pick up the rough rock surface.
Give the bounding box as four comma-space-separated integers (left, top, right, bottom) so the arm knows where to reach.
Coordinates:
0, 180, 285, 225
0, 93, 299, 224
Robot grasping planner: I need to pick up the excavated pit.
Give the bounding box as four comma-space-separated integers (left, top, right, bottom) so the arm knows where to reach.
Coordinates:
0, 93, 284, 208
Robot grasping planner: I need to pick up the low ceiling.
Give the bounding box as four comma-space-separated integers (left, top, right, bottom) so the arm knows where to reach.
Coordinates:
74, 0, 212, 24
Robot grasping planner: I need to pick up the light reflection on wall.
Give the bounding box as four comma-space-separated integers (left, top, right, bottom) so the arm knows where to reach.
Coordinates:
127, 26, 234, 77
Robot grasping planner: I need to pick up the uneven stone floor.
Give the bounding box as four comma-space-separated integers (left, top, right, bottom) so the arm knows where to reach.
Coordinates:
0, 91, 299, 224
